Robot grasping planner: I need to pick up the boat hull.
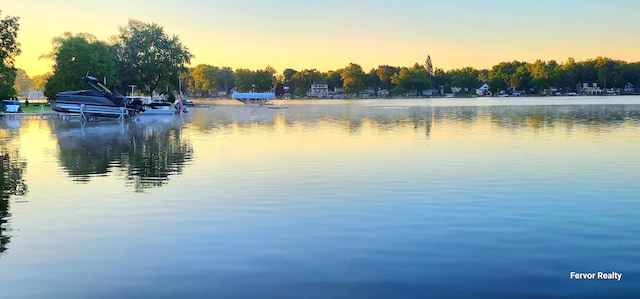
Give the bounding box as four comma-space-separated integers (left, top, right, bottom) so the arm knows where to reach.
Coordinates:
2, 100, 21, 113
51, 102, 136, 118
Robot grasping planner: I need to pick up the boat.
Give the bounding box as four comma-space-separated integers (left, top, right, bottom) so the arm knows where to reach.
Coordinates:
2, 100, 21, 113
142, 99, 179, 115
232, 92, 276, 105
51, 76, 145, 119
126, 96, 179, 116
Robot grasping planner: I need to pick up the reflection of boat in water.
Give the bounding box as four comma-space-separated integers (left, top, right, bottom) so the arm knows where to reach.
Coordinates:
233, 92, 275, 105
49, 117, 193, 190
51, 76, 145, 119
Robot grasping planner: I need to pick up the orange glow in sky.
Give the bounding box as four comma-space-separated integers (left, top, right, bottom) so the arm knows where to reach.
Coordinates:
5, 0, 640, 77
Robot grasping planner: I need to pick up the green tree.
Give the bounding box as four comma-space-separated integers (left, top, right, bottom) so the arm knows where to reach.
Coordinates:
595, 56, 616, 89
561, 57, 578, 90
253, 69, 273, 92
116, 20, 193, 96
216, 67, 234, 94
0, 11, 20, 99
43, 33, 118, 99
449, 67, 479, 91
340, 63, 367, 94
234, 68, 254, 92
513, 64, 532, 91
376, 65, 399, 90
425, 55, 434, 76
324, 70, 343, 90
366, 68, 381, 91
391, 66, 431, 96
488, 62, 515, 92
282, 68, 297, 85
291, 69, 322, 97
191, 64, 219, 96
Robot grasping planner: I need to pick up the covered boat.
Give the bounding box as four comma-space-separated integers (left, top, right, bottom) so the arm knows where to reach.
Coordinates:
2, 100, 21, 113
232, 92, 275, 105
51, 76, 144, 119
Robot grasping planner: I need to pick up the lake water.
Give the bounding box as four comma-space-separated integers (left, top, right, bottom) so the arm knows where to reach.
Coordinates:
0, 97, 639, 298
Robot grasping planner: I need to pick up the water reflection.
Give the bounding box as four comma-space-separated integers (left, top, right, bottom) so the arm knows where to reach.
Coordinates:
0, 119, 27, 257
189, 104, 640, 135
49, 117, 193, 192
486, 105, 640, 130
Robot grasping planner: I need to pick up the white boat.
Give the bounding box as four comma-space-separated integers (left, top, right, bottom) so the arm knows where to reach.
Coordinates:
126, 96, 186, 116
2, 100, 21, 113
141, 100, 178, 115
232, 92, 275, 105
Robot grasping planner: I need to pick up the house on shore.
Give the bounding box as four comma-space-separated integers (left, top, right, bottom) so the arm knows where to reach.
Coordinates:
476, 83, 491, 96
578, 82, 602, 95
307, 82, 329, 98
624, 82, 636, 94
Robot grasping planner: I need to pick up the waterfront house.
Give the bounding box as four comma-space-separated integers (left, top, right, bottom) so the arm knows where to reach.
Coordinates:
476, 83, 491, 96
624, 82, 636, 94
307, 82, 329, 98
580, 82, 602, 95
377, 89, 390, 97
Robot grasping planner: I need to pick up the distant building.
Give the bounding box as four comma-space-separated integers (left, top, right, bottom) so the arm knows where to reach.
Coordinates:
27, 89, 45, 99
307, 82, 329, 97
580, 82, 602, 95
624, 82, 636, 93
476, 83, 491, 96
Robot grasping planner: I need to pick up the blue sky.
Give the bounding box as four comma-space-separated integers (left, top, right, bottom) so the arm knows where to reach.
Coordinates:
5, 0, 640, 76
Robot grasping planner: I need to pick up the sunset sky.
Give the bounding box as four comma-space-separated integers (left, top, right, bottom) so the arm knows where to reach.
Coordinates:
5, 0, 640, 77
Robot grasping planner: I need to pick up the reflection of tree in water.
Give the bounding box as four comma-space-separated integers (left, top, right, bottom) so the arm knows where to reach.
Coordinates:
120, 126, 193, 191
51, 118, 193, 192
0, 146, 27, 256
188, 104, 640, 138
488, 105, 640, 130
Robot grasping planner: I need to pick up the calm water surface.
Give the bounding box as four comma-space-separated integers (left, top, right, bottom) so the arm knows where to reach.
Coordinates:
0, 97, 639, 298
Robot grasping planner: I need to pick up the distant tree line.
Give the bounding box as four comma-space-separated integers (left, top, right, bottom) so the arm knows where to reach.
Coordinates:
180, 56, 640, 98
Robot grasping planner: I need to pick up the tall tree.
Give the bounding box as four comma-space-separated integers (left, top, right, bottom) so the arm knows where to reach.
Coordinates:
595, 56, 615, 89
282, 68, 297, 85
0, 11, 21, 99
191, 64, 219, 96
253, 69, 274, 92
43, 33, 118, 99
234, 68, 254, 92
340, 63, 367, 94
425, 55, 434, 76
324, 70, 343, 90
117, 20, 193, 95
216, 67, 234, 94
